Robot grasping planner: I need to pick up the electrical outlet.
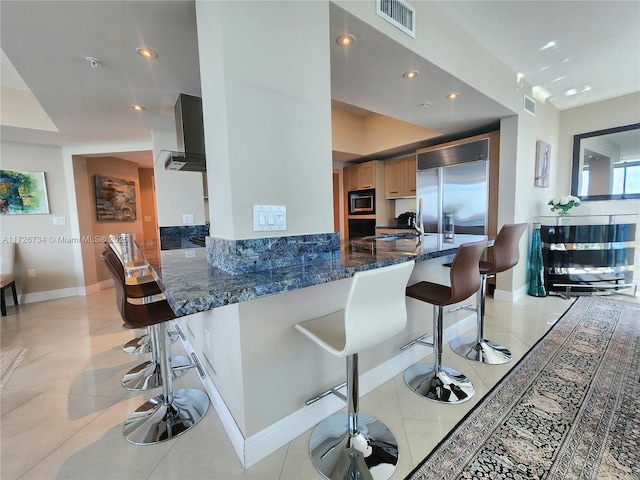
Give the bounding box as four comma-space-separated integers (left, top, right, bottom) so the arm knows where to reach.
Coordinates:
28, 269, 36, 277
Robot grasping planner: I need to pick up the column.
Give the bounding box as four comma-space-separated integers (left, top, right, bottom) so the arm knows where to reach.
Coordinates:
195, 0, 334, 240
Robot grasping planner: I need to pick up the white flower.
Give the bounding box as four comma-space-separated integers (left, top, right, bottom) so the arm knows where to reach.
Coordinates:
548, 194, 581, 214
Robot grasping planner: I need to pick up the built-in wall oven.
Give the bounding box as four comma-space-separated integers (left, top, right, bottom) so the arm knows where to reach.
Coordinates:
347, 189, 376, 239
348, 189, 375, 215
348, 218, 376, 239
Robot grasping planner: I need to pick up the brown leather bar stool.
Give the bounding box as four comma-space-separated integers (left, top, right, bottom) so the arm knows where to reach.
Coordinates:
106, 244, 179, 356
450, 223, 527, 365
104, 246, 191, 391
101, 248, 209, 445
403, 241, 485, 404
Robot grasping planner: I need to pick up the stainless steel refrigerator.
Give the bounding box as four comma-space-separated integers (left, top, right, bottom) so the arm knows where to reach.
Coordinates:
416, 139, 489, 236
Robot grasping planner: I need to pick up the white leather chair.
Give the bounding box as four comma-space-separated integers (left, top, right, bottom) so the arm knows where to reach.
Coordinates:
295, 260, 414, 480
1, 243, 18, 316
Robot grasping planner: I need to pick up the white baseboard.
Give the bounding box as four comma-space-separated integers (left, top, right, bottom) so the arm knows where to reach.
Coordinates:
18, 287, 80, 304
176, 313, 475, 468
16, 279, 113, 305
494, 284, 527, 303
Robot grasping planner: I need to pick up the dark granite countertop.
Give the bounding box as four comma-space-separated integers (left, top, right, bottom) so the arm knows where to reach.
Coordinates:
144, 234, 487, 317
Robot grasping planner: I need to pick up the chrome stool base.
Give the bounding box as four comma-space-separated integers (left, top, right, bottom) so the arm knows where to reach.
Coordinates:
123, 335, 152, 355
404, 363, 475, 404
123, 331, 179, 355
450, 336, 512, 365
123, 388, 209, 445
309, 412, 398, 480
121, 355, 190, 391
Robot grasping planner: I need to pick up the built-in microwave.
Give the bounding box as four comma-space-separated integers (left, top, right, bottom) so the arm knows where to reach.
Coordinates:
348, 189, 375, 215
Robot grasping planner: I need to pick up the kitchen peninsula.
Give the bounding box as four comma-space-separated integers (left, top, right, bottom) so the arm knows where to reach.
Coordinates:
135, 233, 488, 468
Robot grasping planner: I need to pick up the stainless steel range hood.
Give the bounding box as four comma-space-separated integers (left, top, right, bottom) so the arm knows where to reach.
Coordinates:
163, 93, 206, 172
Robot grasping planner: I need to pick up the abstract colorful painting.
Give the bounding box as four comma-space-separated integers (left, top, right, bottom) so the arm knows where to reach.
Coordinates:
94, 175, 137, 222
0, 170, 50, 214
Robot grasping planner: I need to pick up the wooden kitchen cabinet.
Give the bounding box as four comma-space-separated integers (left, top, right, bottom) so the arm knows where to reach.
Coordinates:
384, 155, 416, 198
345, 165, 360, 191
345, 161, 377, 191
406, 157, 416, 196
359, 162, 375, 189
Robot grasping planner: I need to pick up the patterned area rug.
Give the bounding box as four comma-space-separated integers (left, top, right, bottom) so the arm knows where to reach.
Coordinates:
406, 297, 640, 480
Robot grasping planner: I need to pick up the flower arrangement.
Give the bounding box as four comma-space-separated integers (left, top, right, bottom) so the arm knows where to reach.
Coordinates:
548, 195, 581, 215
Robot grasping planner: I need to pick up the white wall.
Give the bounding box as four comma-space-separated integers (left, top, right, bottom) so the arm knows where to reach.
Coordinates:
0, 141, 79, 301
151, 129, 206, 228
196, 0, 334, 239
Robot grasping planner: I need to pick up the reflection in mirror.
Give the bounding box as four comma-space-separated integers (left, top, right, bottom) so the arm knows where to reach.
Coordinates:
571, 123, 640, 200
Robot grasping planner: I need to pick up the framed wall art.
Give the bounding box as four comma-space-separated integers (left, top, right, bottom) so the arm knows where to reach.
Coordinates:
534, 139, 551, 188
0, 170, 50, 214
94, 175, 137, 222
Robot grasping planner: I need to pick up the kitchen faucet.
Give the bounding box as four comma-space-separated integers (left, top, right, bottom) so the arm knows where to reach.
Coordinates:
413, 197, 424, 238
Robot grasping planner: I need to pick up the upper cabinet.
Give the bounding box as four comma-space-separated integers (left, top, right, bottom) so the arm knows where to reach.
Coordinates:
345, 161, 377, 191
384, 156, 416, 198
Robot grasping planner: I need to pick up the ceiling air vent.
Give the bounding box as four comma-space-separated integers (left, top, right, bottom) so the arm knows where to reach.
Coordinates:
376, 0, 416, 38
524, 94, 536, 116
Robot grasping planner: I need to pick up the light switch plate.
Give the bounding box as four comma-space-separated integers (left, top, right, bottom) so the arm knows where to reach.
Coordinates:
253, 205, 286, 231
53, 216, 66, 225
183, 214, 194, 224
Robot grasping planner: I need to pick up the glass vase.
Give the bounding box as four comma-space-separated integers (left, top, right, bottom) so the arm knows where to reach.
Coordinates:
527, 222, 547, 297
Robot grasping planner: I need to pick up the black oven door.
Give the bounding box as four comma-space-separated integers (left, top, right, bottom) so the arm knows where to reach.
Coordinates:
348, 218, 376, 239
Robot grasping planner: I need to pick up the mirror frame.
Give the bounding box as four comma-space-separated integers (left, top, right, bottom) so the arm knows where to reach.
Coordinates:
571, 122, 640, 201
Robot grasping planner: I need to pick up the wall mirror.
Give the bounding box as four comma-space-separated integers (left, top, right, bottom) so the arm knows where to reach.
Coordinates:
571, 123, 640, 200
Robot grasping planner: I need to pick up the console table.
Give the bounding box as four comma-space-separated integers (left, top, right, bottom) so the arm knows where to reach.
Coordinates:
540, 214, 638, 298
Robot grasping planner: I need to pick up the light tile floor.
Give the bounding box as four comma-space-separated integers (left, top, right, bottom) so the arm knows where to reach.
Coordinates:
1, 288, 638, 480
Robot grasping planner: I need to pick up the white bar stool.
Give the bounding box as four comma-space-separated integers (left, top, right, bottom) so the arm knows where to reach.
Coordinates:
295, 260, 414, 480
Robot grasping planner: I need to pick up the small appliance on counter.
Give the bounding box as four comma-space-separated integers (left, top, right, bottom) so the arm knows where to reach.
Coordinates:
396, 211, 416, 227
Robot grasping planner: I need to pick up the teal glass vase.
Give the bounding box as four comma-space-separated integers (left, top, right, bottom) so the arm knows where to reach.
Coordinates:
527, 223, 547, 297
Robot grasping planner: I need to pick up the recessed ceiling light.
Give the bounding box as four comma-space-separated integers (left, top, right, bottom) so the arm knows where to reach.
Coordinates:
539, 40, 557, 51
403, 70, 419, 79
445, 92, 460, 100
552, 76, 566, 82
336, 35, 355, 47
532, 85, 552, 103
564, 88, 578, 97
136, 47, 158, 59
130, 104, 146, 112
